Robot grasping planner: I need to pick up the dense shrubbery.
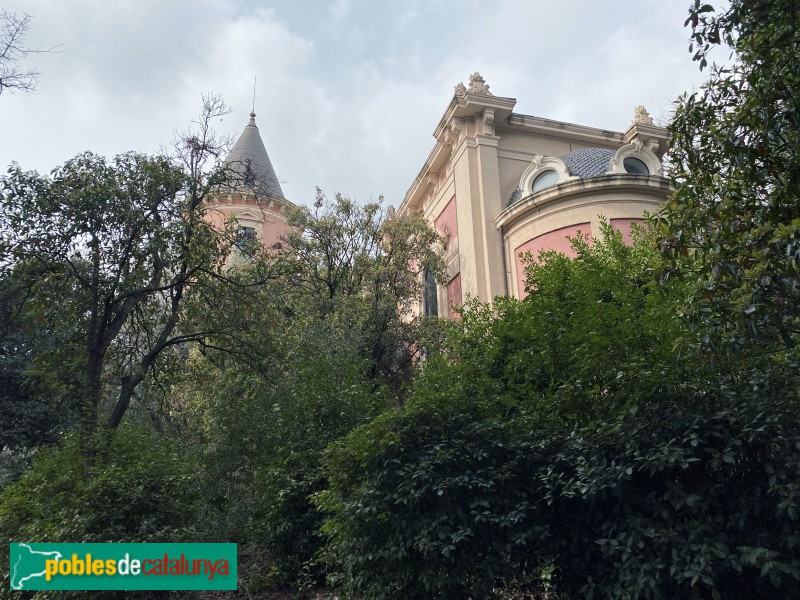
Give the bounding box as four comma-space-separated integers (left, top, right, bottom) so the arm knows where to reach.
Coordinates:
196, 322, 384, 588
0, 425, 200, 597
316, 229, 800, 599
0, 425, 200, 544
319, 393, 800, 599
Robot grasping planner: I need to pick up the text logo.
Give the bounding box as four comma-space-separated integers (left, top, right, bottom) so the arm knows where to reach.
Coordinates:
9, 543, 237, 591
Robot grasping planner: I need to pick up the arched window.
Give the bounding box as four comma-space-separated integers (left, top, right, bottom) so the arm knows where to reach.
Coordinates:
623, 157, 649, 175
532, 170, 559, 192
609, 141, 662, 175
519, 155, 573, 195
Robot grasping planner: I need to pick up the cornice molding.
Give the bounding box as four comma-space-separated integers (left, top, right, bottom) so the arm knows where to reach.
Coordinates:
496, 174, 673, 231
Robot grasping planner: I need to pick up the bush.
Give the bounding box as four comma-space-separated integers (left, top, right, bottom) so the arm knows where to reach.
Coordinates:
316, 229, 800, 599
0, 424, 201, 598
318, 390, 800, 599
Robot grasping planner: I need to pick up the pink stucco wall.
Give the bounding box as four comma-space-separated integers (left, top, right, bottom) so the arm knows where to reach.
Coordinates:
435, 196, 458, 242
204, 205, 290, 253
260, 216, 291, 251
514, 222, 592, 297
205, 208, 229, 232
610, 218, 644, 245
447, 272, 462, 319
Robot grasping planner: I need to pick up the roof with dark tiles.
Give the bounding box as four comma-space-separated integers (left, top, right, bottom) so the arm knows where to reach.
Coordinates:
559, 147, 614, 178
506, 187, 523, 207
225, 112, 285, 199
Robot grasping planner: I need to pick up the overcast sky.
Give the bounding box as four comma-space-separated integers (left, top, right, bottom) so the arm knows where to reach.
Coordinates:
1, 0, 718, 208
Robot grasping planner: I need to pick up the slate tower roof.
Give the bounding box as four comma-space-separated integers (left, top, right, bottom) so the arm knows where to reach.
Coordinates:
226, 112, 285, 199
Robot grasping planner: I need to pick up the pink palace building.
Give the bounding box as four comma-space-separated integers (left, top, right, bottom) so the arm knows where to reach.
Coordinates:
211, 74, 671, 317
396, 73, 672, 317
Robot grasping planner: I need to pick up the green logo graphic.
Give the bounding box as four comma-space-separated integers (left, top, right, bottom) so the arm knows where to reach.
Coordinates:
9, 543, 237, 591
10, 543, 63, 590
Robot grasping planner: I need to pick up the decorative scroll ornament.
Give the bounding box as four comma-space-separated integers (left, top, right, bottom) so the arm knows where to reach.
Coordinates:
442, 118, 465, 148
426, 173, 439, 190
467, 72, 493, 96
483, 108, 495, 135
632, 105, 655, 126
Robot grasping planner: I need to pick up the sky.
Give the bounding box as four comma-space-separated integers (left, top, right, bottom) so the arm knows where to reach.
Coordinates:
0, 0, 718, 209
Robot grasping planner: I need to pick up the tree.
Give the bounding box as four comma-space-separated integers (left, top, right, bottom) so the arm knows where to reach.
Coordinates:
0, 97, 269, 448
0, 11, 54, 95
278, 190, 446, 394
186, 192, 446, 587
663, 0, 800, 351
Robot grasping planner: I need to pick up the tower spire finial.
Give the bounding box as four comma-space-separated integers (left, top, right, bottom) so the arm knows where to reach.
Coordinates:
251, 75, 257, 117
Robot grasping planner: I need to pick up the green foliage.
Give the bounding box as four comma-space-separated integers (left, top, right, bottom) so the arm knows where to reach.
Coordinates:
663, 0, 800, 351
0, 273, 75, 491
185, 192, 445, 587
317, 401, 538, 599
429, 224, 691, 425
278, 190, 445, 393
317, 229, 800, 599
196, 324, 383, 587
555, 397, 800, 600
0, 98, 268, 441
0, 424, 201, 598
319, 393, 800, 599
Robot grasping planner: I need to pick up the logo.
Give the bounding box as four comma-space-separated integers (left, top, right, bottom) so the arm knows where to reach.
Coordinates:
9, 543, 237, 591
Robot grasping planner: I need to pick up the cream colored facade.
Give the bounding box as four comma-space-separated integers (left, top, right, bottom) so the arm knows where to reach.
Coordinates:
397, 73, 672, 314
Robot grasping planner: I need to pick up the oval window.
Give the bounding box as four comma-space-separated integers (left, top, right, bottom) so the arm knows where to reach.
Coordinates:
532, 170, 559, 192
623, 157, 649, 175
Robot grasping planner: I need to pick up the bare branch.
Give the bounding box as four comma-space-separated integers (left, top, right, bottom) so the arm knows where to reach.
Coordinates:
0, 11, 60, 96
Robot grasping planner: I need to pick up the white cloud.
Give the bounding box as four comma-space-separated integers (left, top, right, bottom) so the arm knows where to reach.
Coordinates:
0, 0, 714, 206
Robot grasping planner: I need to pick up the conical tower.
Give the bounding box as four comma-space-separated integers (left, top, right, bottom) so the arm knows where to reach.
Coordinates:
225, 111, 285, 199
207, 111, 295, 253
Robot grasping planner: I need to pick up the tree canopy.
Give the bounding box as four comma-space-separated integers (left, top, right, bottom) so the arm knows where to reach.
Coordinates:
663, 0, 800, 351
0, 98, 268, 447
0, 11, 56, 96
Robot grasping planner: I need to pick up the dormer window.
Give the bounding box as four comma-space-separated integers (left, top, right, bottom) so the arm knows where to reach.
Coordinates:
608, 141, 662, 176
518, 155, 574, 198
623, 157, 649, 175
532, 170, 559, 192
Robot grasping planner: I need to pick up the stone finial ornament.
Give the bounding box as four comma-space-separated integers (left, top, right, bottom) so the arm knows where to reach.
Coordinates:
454, 82, 467, 96
467, 72, 493, 96
632, 105, 655, 126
